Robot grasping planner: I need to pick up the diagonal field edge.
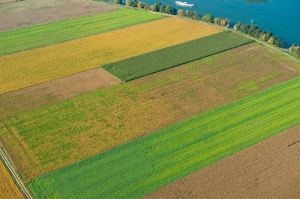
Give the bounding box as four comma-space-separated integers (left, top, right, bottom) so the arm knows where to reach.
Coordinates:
28, 76, 300, 199
103, 31, 253, 81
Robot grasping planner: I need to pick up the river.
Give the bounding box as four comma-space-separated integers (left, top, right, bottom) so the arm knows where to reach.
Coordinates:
142, 0, 300, 46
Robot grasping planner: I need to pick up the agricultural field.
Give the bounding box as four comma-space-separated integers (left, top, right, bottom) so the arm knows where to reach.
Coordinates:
1, 43, 299, 182
0, 160, 23, 199
0, 0, 117, 31
147, 125, 300, 199
0, 69, 120, 120
0, 17, 221, 94
28, 77, 300, 199
104, 31, 253, 81
0, 8, 163, 56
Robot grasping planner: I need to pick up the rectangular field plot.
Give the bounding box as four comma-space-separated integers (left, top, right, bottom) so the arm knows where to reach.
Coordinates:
103, 31, 253, 81
0, 8, 163, 56
1, 43, 299, 182
29, 77, 300, 199
0, 160, 23, 199
0, 17, 221, 94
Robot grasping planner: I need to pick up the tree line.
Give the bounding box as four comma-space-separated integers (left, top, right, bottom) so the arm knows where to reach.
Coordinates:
113, 0, 299, 57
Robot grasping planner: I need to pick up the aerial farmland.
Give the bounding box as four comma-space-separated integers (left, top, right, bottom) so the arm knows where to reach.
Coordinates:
0, 0, 300, 199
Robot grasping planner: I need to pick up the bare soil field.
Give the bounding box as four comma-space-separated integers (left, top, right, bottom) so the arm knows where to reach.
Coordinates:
0, 0, 117, 31
0, 69, 120, 120
0, 160, 23, 199
146, 125, 300, 199
0, 43, 299, 181
0, 0, 15, 4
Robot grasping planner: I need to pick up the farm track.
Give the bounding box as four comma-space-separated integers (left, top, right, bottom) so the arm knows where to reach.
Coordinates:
146, 125, 300, 199
0, 43, 298, 182
28, 76, 300, 199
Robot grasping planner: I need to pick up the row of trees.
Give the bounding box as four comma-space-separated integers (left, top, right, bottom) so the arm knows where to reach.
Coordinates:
234, 22, 284, 47
289, 44, 300, 58
116, 0, 294, 50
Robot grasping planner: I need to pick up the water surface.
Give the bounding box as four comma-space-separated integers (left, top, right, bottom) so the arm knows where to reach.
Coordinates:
143, 0, 300, 46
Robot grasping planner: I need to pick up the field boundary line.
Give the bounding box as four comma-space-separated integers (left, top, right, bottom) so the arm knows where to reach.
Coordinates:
0, 147, 34, 199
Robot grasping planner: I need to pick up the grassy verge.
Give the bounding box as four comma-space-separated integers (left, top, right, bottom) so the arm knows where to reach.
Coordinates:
0, 8, 163, 56
103, 31, 253, 81
29, 76, 300, 199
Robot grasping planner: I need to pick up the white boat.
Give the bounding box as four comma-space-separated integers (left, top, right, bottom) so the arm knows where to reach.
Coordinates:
175, 1, 194, 7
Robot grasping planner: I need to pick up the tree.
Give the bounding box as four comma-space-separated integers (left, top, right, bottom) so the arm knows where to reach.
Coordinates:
126, 0, 137, 7
159, 5, 165, 13
214, 17, 222, 25
178, 9, 184, 17
185, 10, 193, 18
221, 18, 230, 27
289, 44, 300, 57
268, 36, 275, 45
259, 33, 268, 42
150, 3, 159, 12
137, 1, 145, 8
192, 11, 200, 20
201, 13, 214, 23
234, 22, 242, 31
114, 0, 121, 4
165, 5, 172, 14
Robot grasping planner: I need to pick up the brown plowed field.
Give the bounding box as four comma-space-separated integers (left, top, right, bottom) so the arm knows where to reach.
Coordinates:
146, 125, 300, 199
0, 69, 120, 120
0, 0, 117, 31
0, 160, 23, 199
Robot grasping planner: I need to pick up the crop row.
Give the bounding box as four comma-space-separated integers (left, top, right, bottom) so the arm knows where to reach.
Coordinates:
28, 76, 300, 199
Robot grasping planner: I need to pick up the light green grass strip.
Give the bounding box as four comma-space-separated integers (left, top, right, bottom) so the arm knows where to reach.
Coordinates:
29, 76, 300, 199
103, 31, 253, 81
0, 8, 163, 56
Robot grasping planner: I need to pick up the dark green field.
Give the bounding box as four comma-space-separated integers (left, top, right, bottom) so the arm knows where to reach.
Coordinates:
103, 31, 253, 81
29, 76, 300, 199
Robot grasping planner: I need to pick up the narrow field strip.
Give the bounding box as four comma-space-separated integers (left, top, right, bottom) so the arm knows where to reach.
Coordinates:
103, 31, 253, 81
0, 17, 221, 94
28, 77, 300, 199
1, 43, 298, 182
0, 159, 24, 199
0, 8, 163, 56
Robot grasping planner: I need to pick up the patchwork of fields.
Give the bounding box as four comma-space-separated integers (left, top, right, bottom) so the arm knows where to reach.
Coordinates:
104, 31, 253, 81
0, 17, 221, 94
1, 3, 300, 199
0, 0, 117, 31
29, 77, 300, 199
146, 125, 300, 199
1, 43, 298, 182
0, 160, 23, 199
0, 8, 163, 56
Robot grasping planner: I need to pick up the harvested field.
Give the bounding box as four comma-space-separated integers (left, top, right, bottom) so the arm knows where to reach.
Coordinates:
104, 31, 253, 81
0, 8, 163, 56
0, 17, 221, 94
146, 125, 300, 199
0, 160, 23, 199
0, 0, 117, 31
0, 43, 298, 182
0, 69, 120, 120
28, 77, 300, 199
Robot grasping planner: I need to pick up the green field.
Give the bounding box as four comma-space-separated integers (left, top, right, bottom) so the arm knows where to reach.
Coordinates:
103, 31, 253, 81
29, 76, 300, 199
0, 8, 163, 56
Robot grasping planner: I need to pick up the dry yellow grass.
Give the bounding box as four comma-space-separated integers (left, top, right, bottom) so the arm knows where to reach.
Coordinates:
0, 17, 221, 94
0, 161, 23, 199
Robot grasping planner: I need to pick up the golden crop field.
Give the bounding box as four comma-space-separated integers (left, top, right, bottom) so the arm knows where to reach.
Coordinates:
0, 17, 221, 94
0, 161, 23, 199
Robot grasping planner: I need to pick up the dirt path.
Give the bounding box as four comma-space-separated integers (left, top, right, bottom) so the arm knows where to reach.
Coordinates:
0, 0, 117, 31
146, 125, 300, 199
0, 68, 120, 120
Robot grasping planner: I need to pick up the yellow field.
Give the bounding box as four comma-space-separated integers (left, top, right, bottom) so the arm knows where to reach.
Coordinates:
0, 161, 23, 199
0, 17, 221, 94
